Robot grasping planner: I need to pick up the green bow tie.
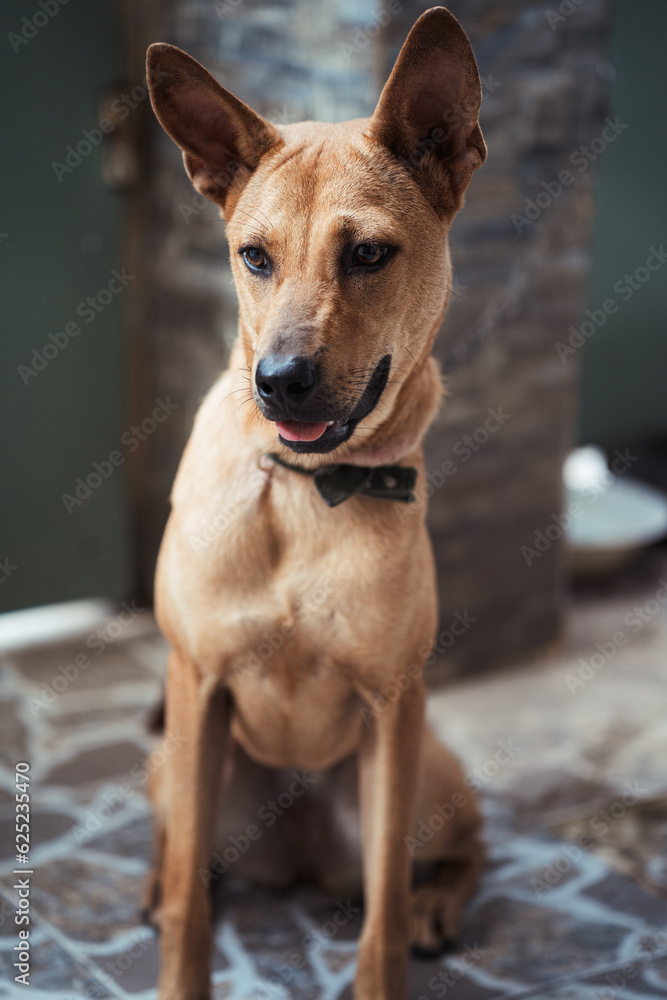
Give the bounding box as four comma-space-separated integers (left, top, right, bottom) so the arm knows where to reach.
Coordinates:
267, 453, 417, 508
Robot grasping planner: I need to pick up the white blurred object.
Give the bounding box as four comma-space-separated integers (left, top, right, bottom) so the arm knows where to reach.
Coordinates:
563, 446, 667, 576
0, 598, 116, 653
563, 445, 611, 493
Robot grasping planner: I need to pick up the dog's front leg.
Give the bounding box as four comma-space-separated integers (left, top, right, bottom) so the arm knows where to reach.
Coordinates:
157, 651, 227, 1000
355, 677, 426, 1000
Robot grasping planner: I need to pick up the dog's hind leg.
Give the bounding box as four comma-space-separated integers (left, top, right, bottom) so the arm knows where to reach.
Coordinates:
409, 726, 484, 957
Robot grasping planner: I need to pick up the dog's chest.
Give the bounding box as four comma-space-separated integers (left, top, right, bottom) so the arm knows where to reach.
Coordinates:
164, 451, 431, 768
169, 485, 365, 766
226, 643, 362, 770
216, 559, 363, 770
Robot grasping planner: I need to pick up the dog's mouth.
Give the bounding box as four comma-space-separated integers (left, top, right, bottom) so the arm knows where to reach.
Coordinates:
273, 354, 391, 454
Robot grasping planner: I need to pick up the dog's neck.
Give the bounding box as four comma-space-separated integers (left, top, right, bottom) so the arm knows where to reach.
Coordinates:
229, 341, 442, 470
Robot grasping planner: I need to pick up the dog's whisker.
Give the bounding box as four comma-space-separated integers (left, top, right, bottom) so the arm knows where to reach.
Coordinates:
221, 391, 253, 407
225, 386, 254, 397
402, 346, 424, 382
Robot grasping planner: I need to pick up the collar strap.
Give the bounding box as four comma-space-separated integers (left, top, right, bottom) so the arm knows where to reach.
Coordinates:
267, 453, 417, 508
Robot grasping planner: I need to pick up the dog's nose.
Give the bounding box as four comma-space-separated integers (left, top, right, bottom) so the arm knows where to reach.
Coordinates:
255, 355, 318, 410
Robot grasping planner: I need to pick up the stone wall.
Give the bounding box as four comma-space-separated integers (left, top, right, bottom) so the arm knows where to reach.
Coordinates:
119, 0, 613, 675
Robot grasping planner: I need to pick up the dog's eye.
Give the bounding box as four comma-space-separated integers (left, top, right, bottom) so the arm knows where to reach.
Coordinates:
353, 242, 387, 266
241, 246, 269, 273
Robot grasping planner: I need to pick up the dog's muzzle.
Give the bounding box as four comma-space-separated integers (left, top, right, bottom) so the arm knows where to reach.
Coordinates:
254, 353, 392, 454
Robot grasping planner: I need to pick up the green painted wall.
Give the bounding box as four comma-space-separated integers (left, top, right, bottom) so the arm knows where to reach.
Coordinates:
1, 0, 130, 611
580, 0, 667, 445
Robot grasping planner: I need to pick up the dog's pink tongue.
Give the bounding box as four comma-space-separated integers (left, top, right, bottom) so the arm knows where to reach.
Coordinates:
276, 420, 329, 442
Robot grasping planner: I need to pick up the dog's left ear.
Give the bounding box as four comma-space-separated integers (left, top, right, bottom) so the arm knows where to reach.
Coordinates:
368, 7, 486, 214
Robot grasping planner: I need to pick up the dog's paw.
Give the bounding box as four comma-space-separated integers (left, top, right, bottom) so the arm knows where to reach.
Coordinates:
410, 883, 460, 959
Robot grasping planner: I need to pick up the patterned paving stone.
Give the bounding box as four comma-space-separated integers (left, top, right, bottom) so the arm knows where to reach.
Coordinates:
428, 555, 667, 815
217, 885, 358, 998
49, 705, 157, 732
554, 795, 667, 900
123, 632, 169, 678
0, 809, 77, 864
83, 815, 154, 867
0, 924, 112, 997
510, 772, 620, 830
583, 870, 667, 924
463, 897, 631, 987
0, 702, 29, 770
644, 956, 667, 990
2, 554, 666, 996
0, 788, 15, 812
321, 948, 357, 976
551, 960, 667, 999
43, 742, 149, 788
8, 643, 155, 691
405, 935, 506, 1000
0, 890, 20, 941
88, 929, 161, 993
87, 929, 232, 994
18, 857, 144, 944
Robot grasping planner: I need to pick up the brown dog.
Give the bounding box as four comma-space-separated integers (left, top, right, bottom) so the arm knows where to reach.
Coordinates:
144, 8, 486, 999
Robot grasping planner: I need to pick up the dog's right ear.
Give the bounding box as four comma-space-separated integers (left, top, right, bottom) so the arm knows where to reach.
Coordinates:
146, 43, 283, 216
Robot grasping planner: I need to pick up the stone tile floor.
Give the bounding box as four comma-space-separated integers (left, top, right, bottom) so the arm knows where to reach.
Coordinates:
1, 551, 667, 998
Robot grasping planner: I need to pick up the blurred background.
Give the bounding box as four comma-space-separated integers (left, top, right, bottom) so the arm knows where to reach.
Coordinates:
2, 1, 667, 998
